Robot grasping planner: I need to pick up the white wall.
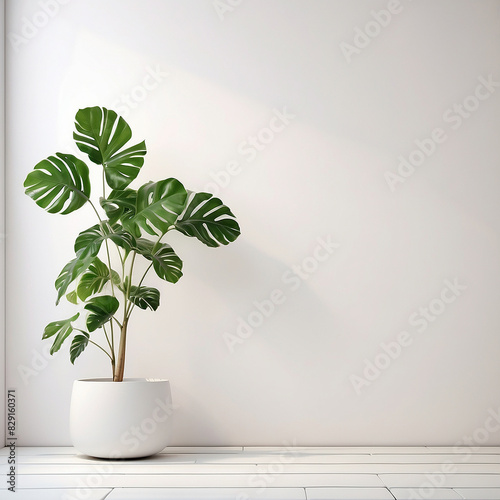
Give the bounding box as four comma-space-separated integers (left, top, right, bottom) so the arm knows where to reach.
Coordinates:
5, 0, 500, 446
0, 0, 5, 447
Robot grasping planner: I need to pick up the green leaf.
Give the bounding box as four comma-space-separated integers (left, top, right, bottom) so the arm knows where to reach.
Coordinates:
85, 295, 119, 332
55, 255, 96, 305
66, 290, 78, 304
55, 222, 133, 305
105, 142, 147, 189
134, 238, 183, 283
129, 286, 160, 311
74, 222, 135, 259
129, 179, 188, 237
175, 192, 240, 247
24, 153, 90, 214
100, 188, 137, 225
74, 106, 146, 189
77, 257, 119, 301
42, 313, 80, 355
70, 333, 89, 364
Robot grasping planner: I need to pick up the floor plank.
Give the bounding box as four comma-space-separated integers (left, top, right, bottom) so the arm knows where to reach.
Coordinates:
305, 487, 395, 499
379, 473, 500, 488
390, 488, 462, 499
245, 447, 429, 455
6, 454, 196, 465
0, 489, 111, 500
425, 447, 500, 455
0, 446, 77, 456
454, 488, 500, 499
17, 473, 384, 489
2, 447, 500, 498
7, 462, 500, 475
106, 487, 306, 499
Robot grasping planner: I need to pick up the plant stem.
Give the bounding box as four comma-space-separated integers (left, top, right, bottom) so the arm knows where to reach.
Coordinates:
113, 317, 128, 382
102, 324, 115, 363
88, 199, 103, 223
88, 197, 119, 375
125, 251, 136, 303
75, 328, 114, 363
126, 261, 153, 318
102, 168, 107, 200
124, 234, 163, 319
99, 223, 119, 375
88, 339, 115, 362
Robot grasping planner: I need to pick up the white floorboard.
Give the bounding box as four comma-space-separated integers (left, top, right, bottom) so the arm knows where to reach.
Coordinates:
379, 473, 500, 488
305, 487, 394, 499
0, 489, 111, 500
106, 487, 306, 499
1, 446, 500, 499
16, 473, 384, 488
7, 462, 500, 475
390, 488, 462, 499
454, 488, 500, 499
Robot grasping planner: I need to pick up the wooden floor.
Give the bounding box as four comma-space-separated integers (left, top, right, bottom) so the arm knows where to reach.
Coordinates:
2, 446, 500, 499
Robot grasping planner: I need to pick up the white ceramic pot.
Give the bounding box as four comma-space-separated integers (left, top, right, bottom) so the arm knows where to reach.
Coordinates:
70, 378, 173, 459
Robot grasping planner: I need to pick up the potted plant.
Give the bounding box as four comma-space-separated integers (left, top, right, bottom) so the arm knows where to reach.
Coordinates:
23, 106, 240, 458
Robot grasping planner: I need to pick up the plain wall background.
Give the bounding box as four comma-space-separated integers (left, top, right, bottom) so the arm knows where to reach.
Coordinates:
5, 0, 500, 446
0, 0, 5, 447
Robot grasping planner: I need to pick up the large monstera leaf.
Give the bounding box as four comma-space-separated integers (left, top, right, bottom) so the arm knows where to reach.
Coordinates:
55, 222, 132, 304
42, 313, 80, 355
55, 255, 96, 305
175, 192, 240, 247
74, 222, 134, 259
85, 295, 119, 332
100, 188, 137, 225
76, 257, 120, 302
129, 179, 188, 237
134, 238, 183, 283
24, 153, 90, 214
129, 286, 160, 311
74, 106, 146, 190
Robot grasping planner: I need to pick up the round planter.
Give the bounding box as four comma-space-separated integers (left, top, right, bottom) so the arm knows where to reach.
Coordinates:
70, 378, 173, 459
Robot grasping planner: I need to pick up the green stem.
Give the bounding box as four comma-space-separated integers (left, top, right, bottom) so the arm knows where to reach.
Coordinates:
126, 252, 136, 297
88, 199, 103, 224
89, 186, 118, 373
124, 233, 164, 319
75, 328, 114, 363
124, 252, 139, 318
87, 199, 118, 301
126, 262, 153, 319
88, 339, 115, 362
102, 324, 114, 359
102, 168, 107, 200
112, 317, 123, 329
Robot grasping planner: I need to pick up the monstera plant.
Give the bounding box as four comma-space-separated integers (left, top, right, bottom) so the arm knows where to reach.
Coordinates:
24, 106, 240, 382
